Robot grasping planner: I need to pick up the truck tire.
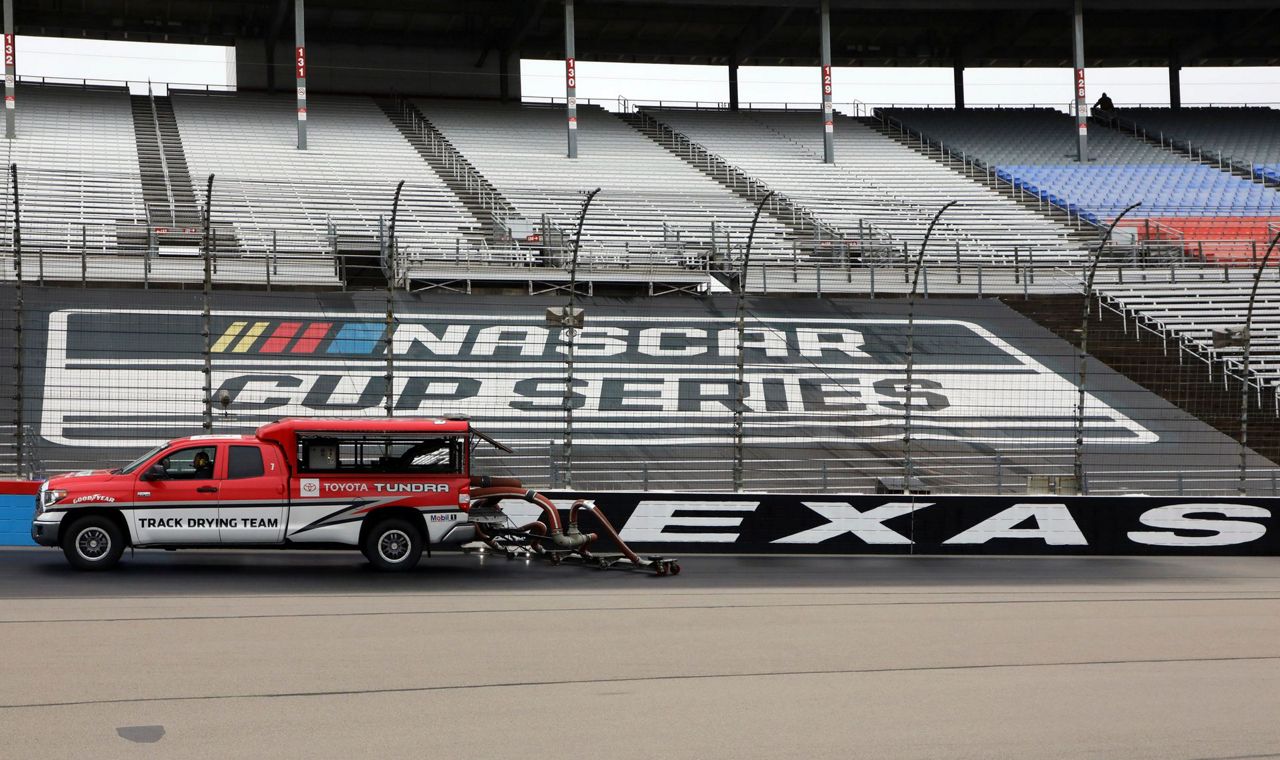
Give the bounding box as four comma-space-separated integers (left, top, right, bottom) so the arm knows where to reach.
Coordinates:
62, 515, 126, 571
363, 517, 423, 572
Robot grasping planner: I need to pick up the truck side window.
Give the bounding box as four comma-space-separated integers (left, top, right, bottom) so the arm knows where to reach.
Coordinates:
227, 446, 266, 480
158, 446, 218, 480
297, 435, 462, 474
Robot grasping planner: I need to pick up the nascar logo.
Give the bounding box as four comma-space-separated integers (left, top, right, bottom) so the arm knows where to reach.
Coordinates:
213, 321, 383, 355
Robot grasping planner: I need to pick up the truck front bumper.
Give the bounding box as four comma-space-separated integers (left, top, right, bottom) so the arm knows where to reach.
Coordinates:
31, 513, 64, 547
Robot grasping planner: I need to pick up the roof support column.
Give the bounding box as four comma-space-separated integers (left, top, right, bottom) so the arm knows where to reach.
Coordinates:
1169, 58, 1182, 110
4, 0, 15, 139
295, 0, 306, 150
1072, 0, 1087, 163
565, 0, 578, 159
953, 64, 965, 109
728, 58, 740, 111
499, 48, 511, 102
819, 0, 833, 164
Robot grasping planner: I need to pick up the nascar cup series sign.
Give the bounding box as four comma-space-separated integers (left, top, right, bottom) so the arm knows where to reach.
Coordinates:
38, 306, 1154, 449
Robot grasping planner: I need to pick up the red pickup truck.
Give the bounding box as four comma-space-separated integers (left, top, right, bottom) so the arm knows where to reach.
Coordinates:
31, 418, 504, 571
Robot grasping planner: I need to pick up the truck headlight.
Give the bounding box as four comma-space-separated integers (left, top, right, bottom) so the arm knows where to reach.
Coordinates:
41, 489, 67, 510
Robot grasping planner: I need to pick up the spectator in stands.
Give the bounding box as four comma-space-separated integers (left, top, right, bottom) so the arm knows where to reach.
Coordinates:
1092, 92, 1116, 125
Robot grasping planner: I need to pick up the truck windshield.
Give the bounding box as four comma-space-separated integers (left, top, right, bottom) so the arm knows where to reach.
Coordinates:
114, 444, 168, 474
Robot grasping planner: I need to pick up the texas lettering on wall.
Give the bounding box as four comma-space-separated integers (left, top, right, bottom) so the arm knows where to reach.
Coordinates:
521, 493, 1280, 556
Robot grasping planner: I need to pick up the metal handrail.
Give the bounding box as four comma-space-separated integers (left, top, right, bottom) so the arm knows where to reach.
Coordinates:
146, 83, 178, 226
632, 107, 885, 256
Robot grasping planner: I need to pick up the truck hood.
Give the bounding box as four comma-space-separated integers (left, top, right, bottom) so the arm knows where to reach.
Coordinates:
45, 469, 121, 490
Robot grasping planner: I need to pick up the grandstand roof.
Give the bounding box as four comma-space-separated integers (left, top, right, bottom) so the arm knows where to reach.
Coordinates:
18, 1, 1280, 68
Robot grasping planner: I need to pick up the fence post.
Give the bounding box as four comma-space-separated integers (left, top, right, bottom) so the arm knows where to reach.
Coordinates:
1238, 230, 1280, 495
905, 202, 957, 494
562, 188, 601, 488
386, 181, 405, 418
201, 174, 214, 432
734, 191, 775, 492
10, 164, 23, 476
1076, 202, 1143, 494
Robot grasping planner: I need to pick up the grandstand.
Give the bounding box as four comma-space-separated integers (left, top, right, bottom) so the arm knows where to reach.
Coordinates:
641, 108, 1085, 265
881, 107, 1280, 260
3, 0, 1280, 495
1, 85, 148, 278
413, 100, 798, 268
1100, 270, 1280, 395
1113, 106, 1280, 186
170, 91, 487, 285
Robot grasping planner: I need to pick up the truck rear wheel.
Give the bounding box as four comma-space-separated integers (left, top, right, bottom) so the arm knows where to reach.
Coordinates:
62, 515, 125, 571
363, 518, 423, 572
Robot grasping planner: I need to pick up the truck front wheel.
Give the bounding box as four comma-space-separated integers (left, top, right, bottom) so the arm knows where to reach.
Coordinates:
62, 515, 126, 571
363, 518, 423, 572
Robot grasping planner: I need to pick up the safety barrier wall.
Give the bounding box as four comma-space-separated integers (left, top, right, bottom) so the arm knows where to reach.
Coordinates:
4, 484, 1276, 555
0, 482, 38, 546
551, 492, 1280, 556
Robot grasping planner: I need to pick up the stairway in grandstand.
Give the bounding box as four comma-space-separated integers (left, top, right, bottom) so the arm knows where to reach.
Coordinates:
377, 98, 518, 243
882, 107, 1280, 262
129, 94, 201, 226
169, 91, 487, 286
619, 110, 850, 257
412, 100, 800, 269
129, 93, 203, 253
638, 108, 1085, 266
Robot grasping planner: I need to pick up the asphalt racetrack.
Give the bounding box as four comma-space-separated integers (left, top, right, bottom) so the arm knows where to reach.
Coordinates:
2, 548, 1280, 759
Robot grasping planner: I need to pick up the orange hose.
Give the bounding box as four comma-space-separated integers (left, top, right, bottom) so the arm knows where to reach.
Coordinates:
569, 499, 642, 564
470, 486, 563, 532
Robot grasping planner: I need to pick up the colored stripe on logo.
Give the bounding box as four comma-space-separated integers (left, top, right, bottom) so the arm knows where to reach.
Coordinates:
212, 321, 248, 353
260, 322, 303, 353
233, 321, 271, 353
327, 323, 384, 355
291, 322, 332, 354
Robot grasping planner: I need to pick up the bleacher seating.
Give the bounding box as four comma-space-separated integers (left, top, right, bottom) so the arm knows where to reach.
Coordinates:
2, 85, 147, 252
414, 100, 796, 264
1100, 272, 1280, 398
643, 108, 1083, 264
1114, 106, 1280, 183
170, 91, 485, 265
882, 107, 1280, 260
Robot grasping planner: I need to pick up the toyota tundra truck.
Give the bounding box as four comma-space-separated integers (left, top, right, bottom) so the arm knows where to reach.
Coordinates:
31, 418, 508, 571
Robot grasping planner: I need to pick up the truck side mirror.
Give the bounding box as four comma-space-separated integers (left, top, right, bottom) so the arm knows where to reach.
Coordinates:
141, 463, 166, 481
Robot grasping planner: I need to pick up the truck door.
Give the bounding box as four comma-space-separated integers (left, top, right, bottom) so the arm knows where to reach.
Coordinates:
132, 444, 223, 545
217, 443, 287, 543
